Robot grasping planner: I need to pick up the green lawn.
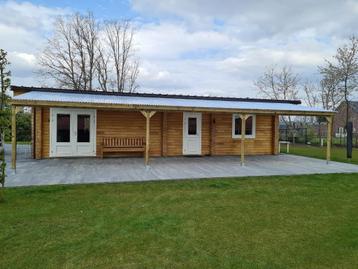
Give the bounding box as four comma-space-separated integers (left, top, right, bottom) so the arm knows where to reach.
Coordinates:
1, 174, 358, 268
283, 144, 358, 165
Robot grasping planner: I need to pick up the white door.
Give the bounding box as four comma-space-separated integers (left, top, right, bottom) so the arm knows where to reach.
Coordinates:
50, 108, 96, 157
183, 112, 202, 155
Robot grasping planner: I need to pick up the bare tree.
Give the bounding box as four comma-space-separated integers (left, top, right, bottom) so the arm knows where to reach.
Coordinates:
96, 44, 109, 91
319, 36, 358, 126
128, 60, 139, 93
303, 81, 320, 108
255, 66, 299, 128
255, 66, 299, 101
39, 13, 98, 90
39, 12, 139, 92
319, 73, 344, 111
104, 20, 138, 92
301, 81, 321, 124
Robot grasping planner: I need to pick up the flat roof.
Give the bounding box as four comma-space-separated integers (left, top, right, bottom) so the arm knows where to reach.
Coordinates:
11, 86, 335, 116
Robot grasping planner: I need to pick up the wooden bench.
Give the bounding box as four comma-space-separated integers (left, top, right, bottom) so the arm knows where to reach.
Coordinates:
100, 137, 145, 158
279, 141, 291, 153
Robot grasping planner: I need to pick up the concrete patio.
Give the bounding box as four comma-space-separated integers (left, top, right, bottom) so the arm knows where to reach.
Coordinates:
4, 144, 358, 187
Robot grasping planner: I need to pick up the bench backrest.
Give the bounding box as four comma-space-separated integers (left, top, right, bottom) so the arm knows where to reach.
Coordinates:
103, 137, 145, 148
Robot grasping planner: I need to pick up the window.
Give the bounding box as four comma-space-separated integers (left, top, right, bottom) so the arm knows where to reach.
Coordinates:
77, 115, 91, 142
188, 117, 197, 135
57, 114, 70, 142
232, 114, 256, 139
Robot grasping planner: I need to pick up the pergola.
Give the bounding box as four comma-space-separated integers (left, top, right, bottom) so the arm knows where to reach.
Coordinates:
10, 87, 335, 169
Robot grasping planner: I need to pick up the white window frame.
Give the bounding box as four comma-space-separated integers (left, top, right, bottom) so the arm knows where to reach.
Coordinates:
232, 114, 256, 139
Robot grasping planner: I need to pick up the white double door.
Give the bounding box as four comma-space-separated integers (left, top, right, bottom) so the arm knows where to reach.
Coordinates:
50, 108, 96, 157
183, 112, 202, 155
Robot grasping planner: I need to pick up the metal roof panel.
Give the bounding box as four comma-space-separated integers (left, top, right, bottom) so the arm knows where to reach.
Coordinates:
13, 90, 334, 114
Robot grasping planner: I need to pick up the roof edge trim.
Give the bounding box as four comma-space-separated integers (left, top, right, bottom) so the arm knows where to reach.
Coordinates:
11, 85, 302, 105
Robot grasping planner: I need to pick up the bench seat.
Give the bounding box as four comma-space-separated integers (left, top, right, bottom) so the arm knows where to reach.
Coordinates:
100, 137, 145, 158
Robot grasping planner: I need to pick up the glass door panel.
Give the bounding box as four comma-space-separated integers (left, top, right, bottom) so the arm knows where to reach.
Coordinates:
188, 117, 197, 135
77, 114, 90, 142
57, 114, 70, 142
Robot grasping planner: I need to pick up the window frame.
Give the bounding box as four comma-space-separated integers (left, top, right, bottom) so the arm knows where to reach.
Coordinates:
232, 114, 256, 139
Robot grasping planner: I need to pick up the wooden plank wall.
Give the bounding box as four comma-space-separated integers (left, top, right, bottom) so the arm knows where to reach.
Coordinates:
42, 108, 50, 158
34, 107, 42, 159
161, 112, 168, 156
37, 109, 275, 158
31, 108, 35, 159
166, 112, 182, 156
212, 113, 273, 155
34, 107, 50, 159
96, 110, 162, 157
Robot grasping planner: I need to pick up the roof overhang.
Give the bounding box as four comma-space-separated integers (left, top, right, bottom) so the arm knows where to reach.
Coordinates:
10, 88, 336, 117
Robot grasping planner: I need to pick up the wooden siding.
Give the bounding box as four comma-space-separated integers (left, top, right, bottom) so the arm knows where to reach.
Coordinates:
31, 108, 35, 158
34, 107, 50, 159
36, 109, 275, 158
42, 108, 50, 158
96, 110, 162, 157
34, 107, 42, 159
212, 113, 273, 155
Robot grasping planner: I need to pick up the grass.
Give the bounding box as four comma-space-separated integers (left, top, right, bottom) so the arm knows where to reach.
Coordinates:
283, 144, 358, 165
1, 174, 358, 268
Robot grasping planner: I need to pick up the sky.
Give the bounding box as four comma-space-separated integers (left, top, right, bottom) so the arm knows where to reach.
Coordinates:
1, 0, 358, 98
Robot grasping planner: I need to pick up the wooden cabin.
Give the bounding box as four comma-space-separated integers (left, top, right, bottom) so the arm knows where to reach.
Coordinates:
10, 86, 335, 168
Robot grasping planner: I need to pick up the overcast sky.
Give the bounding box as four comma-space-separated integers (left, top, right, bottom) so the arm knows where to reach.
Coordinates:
1, 0, 357, 98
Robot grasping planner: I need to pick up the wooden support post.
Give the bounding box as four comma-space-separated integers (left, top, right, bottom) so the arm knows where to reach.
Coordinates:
11, 106, 17, 169
273, 114, 280, 155
210, 113, 216, 156
161, 112, 168, 157
141, 111, 156, 165
326, 115, 333, 164
240, 114, 249, 166
35, 107, 43, 159
31, 107, 36, 159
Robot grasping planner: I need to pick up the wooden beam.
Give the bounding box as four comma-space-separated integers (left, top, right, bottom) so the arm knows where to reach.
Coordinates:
240, 114, 249, 166
326, 115, 333, 164
210, 113, 216, 155
140, 111, 156, 165
11, 106, 17, 169
272, 114, 280, 155
145, 113, 150, 165
31, 107, 36, 159
35, 107, 43, 159
161, 112, 168, 157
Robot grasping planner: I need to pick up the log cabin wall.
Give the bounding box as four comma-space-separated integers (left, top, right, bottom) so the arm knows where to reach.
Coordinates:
96, 110, 162, 157
42, 108, 50, 158
212, 113, 274, 155
33, 107, 50, 159
36, 109, 276, 158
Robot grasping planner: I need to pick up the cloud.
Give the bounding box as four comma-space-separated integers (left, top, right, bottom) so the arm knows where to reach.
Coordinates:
129, 0, 358, 97
0, 1, 68, 85
135, 22, 234, 60
0, 1, 67, 32
133, 18, 339, 97
132, 0, 358, 38
1, 0, 356, 99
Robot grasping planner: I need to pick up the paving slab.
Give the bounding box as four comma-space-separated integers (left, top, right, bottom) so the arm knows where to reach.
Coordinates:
4, 144, 358, 187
